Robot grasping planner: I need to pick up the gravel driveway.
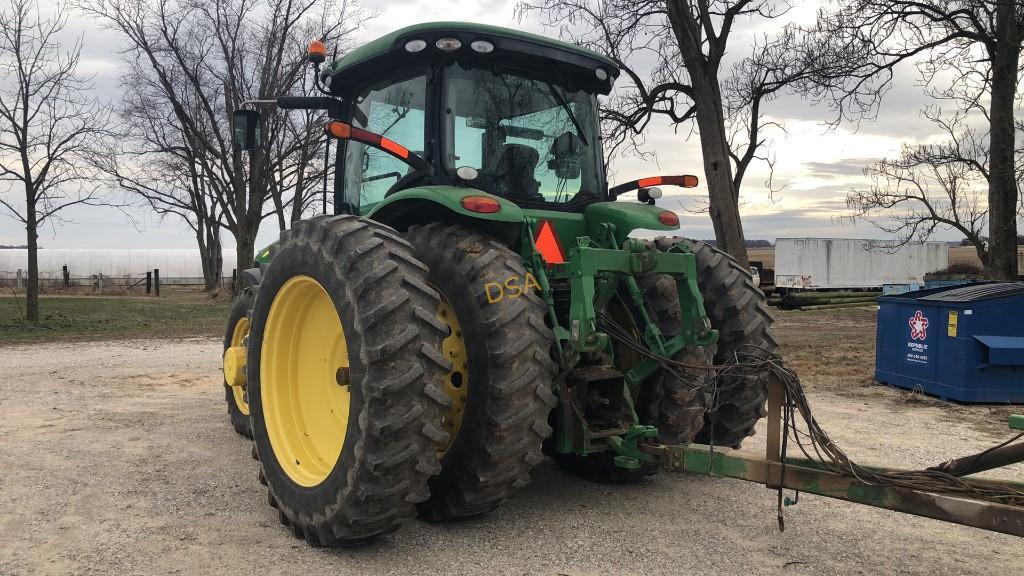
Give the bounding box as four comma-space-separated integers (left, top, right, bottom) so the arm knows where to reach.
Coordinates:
0, 338, 1020, 575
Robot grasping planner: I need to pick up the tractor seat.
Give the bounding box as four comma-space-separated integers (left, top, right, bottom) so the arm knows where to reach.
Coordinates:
484, 144, 545, 202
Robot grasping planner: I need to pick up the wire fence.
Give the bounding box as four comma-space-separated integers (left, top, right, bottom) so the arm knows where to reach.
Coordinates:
0, 267, 239, 293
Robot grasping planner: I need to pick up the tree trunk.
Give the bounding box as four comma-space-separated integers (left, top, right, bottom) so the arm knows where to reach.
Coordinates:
196, 218, 223, 292
272, 180, 287, 232
691, 87, 749, 267
209, 229, 223, 291
234, 223, 256, 292
668, 1, 749, 267
25, 196, 39, 322
973, 242, 990, 271
290, 166, 307, 224
986, 2, 1021, 280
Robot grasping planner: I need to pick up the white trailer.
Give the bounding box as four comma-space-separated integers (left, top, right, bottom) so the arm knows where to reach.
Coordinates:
774, 238, 949, 290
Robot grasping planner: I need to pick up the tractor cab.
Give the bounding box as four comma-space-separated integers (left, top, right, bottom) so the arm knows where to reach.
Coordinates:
232, 22, 697, 245
320, 22, 617, 214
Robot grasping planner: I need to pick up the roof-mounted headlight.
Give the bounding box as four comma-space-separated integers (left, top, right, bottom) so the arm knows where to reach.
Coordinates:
470, 40, 494, 53
595, 67, 609, 81
435, 37, 462, 51
404, 39, 427, 53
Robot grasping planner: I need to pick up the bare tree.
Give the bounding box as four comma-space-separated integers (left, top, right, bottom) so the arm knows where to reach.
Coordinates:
803, 1, 1023, 280
80, 0, 366, 281
848, 106, 994, 266
520, 0, 820, 266
0, 0, 113, 321
266, 91, 332, 231
94, 104, 228, 290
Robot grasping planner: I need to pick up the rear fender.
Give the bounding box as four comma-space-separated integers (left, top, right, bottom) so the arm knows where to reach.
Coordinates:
584, 202, 679, 246
366, 185, 524, 245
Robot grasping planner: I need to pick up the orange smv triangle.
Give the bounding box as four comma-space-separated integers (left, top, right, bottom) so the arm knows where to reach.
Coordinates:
534, 220, 566, 264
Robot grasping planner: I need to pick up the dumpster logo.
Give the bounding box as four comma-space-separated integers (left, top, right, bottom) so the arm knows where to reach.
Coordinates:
908, 310, 929, 341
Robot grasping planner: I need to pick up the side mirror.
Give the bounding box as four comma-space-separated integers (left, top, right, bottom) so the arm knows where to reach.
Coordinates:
232, 109, 262, 151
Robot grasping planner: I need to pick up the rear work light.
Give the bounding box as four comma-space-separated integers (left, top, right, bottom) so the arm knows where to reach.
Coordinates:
435, 37, 462, 51
658, 211, 679, 226
404, 39, 427, 53
470, 40, 494, 53
461, 195, 501, 213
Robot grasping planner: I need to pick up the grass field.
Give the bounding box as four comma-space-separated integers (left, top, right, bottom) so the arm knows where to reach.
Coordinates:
0, 292, 230, 343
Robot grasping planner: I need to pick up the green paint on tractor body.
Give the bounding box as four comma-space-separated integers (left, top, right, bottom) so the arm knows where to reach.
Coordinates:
325, 21, 619, 84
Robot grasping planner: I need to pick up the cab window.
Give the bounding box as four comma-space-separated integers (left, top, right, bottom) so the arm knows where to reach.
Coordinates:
444, 62, 603, 205
343, 74, 426, 211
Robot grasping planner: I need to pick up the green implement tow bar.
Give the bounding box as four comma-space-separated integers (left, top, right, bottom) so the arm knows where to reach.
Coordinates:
665, 443, 1024, 538
607, 425, 659, 469
645, 376, 1024, 538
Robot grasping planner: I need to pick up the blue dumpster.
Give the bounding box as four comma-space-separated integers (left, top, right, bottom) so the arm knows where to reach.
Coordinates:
875, 282, 1024, 403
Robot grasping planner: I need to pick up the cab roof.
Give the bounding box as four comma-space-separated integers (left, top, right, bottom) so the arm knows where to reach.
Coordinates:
323, 21, 620, 94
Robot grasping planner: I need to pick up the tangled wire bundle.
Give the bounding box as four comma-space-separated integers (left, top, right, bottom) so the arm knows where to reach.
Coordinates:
597, 312, 1024, 507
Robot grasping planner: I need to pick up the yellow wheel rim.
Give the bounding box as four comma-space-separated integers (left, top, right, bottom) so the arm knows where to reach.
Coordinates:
262, 275, 350, 487
437, 292, 468, 455
229, 316, 250, 416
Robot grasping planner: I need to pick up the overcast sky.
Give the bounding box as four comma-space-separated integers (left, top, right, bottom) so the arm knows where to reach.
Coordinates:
0, 0, 980, 249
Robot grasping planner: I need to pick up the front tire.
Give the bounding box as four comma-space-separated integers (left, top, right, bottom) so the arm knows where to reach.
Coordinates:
223, 289, 255, 437
405, 223, 557, 522
247, 216, 451, 545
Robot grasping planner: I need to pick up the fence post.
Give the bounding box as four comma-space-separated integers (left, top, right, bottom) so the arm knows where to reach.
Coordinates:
98, 273, 103, 293
62, 265, 69, 288
231, 268, 237, 293
16, 268, 22, 289
146, 271, 152, 294
154, 268, 160, 297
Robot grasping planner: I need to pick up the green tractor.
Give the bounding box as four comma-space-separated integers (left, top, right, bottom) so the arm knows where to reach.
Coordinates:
221, 22, 775, 545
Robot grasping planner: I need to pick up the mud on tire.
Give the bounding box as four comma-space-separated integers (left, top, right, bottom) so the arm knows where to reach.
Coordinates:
247, 215, 451, 545
405, 222, 557, 521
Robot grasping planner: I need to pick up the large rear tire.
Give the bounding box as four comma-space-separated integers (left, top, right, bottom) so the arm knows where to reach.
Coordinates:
405, 223, 557, 521
247, 216, 451, 545
223, 289, 255, 437
654, 238, 777, 448
554, 270, 714, 483
633, 272, 717, 445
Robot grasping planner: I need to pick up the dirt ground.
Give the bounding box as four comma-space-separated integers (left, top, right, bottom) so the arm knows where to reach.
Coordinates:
1, 309, 1022, 575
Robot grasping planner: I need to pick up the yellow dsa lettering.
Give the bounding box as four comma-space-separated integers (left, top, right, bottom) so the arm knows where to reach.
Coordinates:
484, 273, 543, 304
524, 272, 540, 292
484, 282, 504, 304
504, 275, 523, 298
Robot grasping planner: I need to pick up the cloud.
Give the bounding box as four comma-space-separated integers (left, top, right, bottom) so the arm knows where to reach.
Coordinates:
803, 158, 878, 178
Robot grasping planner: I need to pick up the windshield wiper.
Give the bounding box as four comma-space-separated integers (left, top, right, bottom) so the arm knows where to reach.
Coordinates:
545, 83, 589, 147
